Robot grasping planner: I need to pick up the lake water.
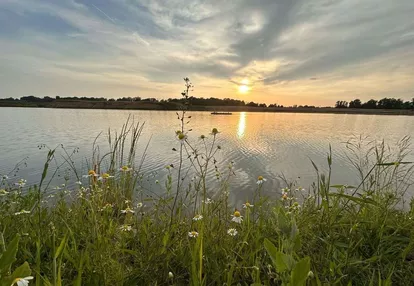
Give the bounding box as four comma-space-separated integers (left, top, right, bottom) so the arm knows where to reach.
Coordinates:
1, 107, 413, 203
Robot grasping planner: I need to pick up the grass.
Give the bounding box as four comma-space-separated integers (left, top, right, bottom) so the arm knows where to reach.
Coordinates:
1, 84, 414, 285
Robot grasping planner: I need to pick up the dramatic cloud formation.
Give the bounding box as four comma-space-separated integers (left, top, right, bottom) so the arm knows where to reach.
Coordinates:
0, 0, 413, 105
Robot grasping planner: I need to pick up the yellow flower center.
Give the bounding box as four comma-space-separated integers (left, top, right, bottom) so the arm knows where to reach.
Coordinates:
178, 133, 186, 140
88, 170, 96, 176
191, 231, 197, 236
121, 166, 129, 171
102, 173, 110, 179
282, 193, 288, 199
245, 202, 251, 207
258, 176, 263, 181
234, 211, 241, 217
175, 130, 182, 135
212, 128, 218, 134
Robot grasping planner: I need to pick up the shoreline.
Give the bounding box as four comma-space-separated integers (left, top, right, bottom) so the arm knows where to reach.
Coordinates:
1, 101, 413, 116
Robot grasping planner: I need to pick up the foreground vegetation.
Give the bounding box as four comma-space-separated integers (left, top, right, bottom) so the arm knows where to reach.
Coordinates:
1, 80, 414, 285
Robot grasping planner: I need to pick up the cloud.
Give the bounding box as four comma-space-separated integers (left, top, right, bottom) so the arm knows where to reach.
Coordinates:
0, 0, 413, 105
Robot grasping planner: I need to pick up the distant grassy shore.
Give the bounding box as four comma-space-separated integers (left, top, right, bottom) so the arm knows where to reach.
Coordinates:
1, 100, 413, 115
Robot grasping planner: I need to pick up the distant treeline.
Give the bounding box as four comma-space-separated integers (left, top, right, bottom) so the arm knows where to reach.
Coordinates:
0, 95, 299, 108
336, 98, 414, 109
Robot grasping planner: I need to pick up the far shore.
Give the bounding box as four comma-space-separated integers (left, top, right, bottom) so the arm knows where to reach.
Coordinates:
1, 100, 413, 116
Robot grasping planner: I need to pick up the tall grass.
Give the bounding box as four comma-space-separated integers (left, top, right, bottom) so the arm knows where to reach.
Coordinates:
1, 80, 414, 285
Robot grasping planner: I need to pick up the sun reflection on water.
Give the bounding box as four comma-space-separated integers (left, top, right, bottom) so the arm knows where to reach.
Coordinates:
237, 112, 246, 139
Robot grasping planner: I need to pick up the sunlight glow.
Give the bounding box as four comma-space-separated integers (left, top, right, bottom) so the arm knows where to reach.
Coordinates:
237, 112, 246, 139
238, 85, 249, 93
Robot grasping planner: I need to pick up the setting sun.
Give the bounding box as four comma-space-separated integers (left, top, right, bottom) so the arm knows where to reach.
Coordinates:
238, 85, 249, 93
238, 79, 250, 93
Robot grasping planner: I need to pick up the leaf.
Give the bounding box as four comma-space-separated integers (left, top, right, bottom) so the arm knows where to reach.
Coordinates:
0, 235, 19, 273
329, 193, 377, 206
10, 262, 31, 280
54, 233, 68, 259
291, 257, 310, 286
263, 239, 291, 273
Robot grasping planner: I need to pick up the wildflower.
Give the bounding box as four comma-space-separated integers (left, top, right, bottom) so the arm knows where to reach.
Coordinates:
14, 210, 31, 216
125, 199, 131, 204
256, 176, 267, 185
98, 173, 114, 181
12, 276, 34, 286
227, 228, 238, 236
120, 225, 132, 232
295, 187, 305, 192
200, 134, 206, 139
15, 179, 27, 188
202, 198, 212, 204
193, 214, 203, 221
188, 231, 199, 238
231, 210, 243, 224
121, 207, 135, 214
281, 187, 290, 193
0, 189, 9, 196
136, 202, 143, 208
177, 132, 187, 142
243, 202, 254, 209
211, 128, 219, 135
168, 271, 174, 279
281, 192, 288, 201
120, 166, 132, 172
175, 130, 182, 135
1, 174, 9, 180
99, 203, 113, 212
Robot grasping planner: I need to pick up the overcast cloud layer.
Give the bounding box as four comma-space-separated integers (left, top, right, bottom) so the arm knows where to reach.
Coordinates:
0, 0, 413, 105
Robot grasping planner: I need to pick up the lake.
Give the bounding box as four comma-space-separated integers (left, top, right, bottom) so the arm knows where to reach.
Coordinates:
1, 107, 413, 203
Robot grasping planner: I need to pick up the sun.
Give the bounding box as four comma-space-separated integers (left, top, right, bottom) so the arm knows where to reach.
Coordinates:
238, 79, 250, 93
238, 85, 249, 93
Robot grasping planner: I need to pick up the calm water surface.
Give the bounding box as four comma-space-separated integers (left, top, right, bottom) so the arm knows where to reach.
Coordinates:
1, 108, 413, 203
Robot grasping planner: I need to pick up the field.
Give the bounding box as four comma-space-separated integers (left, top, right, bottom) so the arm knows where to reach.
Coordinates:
1, 112, 414, 285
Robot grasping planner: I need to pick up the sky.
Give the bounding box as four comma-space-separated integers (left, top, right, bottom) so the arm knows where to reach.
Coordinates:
0, 0, 414, 106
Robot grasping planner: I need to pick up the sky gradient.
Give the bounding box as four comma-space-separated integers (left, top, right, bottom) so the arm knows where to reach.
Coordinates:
1, 0, 413, 106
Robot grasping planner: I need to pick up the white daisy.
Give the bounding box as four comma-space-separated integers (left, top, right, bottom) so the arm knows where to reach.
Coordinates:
177, 132, 187, 143
231, 210, 243, 224
1, 174, 9, 180
256, 176, 267, 185
98, 173, 114, 181
136, 202, 143, 208
13, 276, 34, 286
202, 198, 213, 204
227, 228, 238, 237
119, 225, 132, 232
15, 179, 27, 188
121, 207, 135, 214
14, 210, 31, 216
242, 202, 254, 208
188, 231, 199, 238
83, 170, 98, 178
193, 214, 203, 221
120, 166, 133, 172
0, 189, 9, 196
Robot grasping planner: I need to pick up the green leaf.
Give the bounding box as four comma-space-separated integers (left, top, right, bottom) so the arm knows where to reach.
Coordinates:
10, 262, 31, 280
0, 235, 19, 273
54, 233, 68, 259
264, 239, 293, 273
329, 193, 377, 206
291, 257, 310, 286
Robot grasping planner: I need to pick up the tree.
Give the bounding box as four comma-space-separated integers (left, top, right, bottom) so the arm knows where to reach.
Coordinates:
335, 101, 348, 108
362, 99, 377, 109
349, 99, 362, 108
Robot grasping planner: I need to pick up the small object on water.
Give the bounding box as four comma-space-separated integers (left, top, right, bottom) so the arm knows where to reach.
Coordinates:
211, 112, 232, 115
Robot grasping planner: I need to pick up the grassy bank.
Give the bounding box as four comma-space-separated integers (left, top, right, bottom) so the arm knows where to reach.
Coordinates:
1, 100, 414, 116
1, 113, 414, 285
